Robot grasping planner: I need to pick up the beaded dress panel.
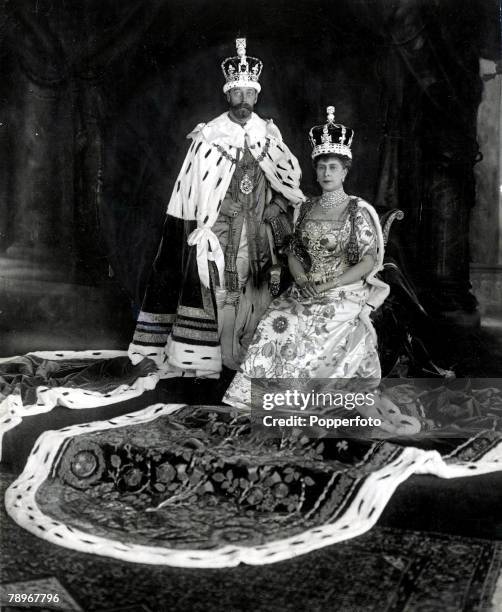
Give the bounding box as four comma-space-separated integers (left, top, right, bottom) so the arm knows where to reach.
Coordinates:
299, 198, 378, 283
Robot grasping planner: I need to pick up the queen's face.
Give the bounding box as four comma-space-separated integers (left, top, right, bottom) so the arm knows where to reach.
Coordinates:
316, 157, 348, 192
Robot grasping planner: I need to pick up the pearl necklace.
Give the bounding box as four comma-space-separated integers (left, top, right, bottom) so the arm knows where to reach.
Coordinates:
319, 188, 348, 209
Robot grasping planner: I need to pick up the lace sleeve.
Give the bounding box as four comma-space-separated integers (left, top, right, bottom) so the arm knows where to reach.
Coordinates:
356, 207, 378, 261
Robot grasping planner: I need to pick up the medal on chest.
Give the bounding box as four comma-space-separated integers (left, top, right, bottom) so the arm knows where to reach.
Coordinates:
240, 173, 254, 194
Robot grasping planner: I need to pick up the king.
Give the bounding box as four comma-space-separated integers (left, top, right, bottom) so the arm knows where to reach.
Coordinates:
128, 38, 305, 377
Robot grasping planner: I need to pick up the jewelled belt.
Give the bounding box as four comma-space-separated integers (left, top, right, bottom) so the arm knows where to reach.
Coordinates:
308, 271, 339, 284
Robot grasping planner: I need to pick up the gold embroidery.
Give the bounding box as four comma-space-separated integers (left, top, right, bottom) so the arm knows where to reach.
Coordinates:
133, 331, 169, 343
178, 306, 213, 320
172, 326, 219, 342
138, 312, 176, 324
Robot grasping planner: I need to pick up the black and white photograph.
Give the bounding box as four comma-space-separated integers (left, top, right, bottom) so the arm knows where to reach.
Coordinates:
0, 1, 501, 610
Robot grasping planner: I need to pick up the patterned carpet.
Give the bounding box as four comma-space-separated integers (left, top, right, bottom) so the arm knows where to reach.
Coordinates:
1, 497, 501, 610
2, 460, 502, 611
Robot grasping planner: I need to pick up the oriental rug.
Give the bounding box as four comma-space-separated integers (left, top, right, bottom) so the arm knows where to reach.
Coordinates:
1, 465, 501, 611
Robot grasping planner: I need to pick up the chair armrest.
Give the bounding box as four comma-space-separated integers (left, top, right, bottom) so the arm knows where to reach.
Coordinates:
379, 209, 404, 246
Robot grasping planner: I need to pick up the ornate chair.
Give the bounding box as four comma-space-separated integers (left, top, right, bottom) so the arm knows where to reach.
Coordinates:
372, 209, 444, 377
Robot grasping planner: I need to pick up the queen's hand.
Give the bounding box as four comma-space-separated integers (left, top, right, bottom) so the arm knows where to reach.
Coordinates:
262, 202, 282, 222
294, 274, 319, 298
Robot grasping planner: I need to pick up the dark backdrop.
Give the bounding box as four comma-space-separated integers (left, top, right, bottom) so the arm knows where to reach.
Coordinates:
0, 0, 499, 314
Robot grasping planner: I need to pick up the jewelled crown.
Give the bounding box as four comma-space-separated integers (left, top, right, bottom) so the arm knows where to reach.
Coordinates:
309, 106, 354, 159
221, 38, 263, 94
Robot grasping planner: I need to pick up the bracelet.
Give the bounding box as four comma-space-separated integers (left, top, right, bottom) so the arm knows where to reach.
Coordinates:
319, 279, 338, 291
294, 273, 308, 284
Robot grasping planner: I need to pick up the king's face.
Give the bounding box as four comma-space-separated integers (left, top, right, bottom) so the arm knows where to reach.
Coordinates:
226, 87, 259, 121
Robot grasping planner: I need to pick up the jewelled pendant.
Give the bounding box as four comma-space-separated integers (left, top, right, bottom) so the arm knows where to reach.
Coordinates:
239, 173, 253, 195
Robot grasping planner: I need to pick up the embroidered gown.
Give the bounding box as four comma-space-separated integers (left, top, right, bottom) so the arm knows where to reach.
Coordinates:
224, 196, 386, 409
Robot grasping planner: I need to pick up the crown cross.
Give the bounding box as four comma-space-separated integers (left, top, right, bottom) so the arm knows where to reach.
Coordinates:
321, 125, 332, 144
236, 38, 246, 61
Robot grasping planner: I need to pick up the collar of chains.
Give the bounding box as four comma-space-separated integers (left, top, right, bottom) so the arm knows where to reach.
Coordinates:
213, 137, 271, 166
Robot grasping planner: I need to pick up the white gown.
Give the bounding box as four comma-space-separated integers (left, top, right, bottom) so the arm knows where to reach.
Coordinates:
224, 197, 421, 435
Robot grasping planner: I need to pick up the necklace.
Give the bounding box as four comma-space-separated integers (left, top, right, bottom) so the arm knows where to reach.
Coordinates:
319, 188, 348, 209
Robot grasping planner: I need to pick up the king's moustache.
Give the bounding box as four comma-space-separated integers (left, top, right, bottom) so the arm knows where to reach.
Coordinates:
232, 102, 253, 112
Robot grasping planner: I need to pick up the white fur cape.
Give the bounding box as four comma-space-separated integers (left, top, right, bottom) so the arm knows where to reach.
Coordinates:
167, 112, 306, 288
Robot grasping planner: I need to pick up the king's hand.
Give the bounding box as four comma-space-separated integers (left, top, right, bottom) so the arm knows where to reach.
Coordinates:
262, 202, 282, 222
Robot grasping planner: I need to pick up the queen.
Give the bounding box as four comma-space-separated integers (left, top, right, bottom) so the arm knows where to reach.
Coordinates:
223, 106, 420, 435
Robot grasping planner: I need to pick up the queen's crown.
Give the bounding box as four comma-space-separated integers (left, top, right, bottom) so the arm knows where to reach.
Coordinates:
309, 106, 354, 159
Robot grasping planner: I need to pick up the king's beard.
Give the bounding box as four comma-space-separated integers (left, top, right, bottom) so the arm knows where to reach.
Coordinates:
229, 102, 253, 120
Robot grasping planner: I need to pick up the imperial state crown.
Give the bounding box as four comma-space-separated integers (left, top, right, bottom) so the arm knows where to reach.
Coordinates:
309, 106, 354, 159
221, 38, 263, 94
